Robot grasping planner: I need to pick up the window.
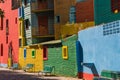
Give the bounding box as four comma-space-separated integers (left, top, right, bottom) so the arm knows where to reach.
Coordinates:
19, 23, 21, 36
69, 6, 76, 23
62, 46, 68, 59
55, 16, 60, 23
19, 39, 22, 47
111, 0, 120, 13
6, 19, 9, 35
0, 17, 3, 30
32, 50, 35, 58
24, 0, 27, 6
15, 17, 17, 24
24, 19, 29, 30
43, 47, 48, 60
6, 36, 8, 44
12, 0, 20, 10
0, 44, 3, 56
24, 0, 30, 6
24, 48, 26, 59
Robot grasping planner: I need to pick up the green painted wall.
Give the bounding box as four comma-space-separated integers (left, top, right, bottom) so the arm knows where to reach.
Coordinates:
44, 35, 78, 77
94, 0, 120, 25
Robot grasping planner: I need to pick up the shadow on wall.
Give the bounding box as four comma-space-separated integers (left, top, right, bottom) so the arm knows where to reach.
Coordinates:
76, 41, 83, 78
81, 63, 99, 77
76, 41, 99, 78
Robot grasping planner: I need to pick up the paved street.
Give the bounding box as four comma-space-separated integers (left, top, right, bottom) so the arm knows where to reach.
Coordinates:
0, 68, 81, 80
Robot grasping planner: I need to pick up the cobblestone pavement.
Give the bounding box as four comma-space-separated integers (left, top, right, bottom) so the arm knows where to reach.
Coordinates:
0, 68, 82, 80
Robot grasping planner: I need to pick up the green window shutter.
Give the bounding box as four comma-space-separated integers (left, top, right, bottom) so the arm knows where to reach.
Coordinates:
32, 50, 35, 58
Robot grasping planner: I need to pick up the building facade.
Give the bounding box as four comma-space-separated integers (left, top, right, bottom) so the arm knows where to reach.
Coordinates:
94, 0, 120, 25
54, 0, 76, 39
0, 0, 19, 67
77, 20, 120, 80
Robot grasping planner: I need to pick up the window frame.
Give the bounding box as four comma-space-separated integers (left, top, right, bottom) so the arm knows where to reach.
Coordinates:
24, 48, 26, 59
0, 44, 3, 56
43, 46, 48, 60
32, 49, 35, 58
6, 36, 8, 44
55, 15, 60, 23
24, 19, 29, 30
62, 46, 68, 60
6, 19, 9, 35
0, 17, 3, 30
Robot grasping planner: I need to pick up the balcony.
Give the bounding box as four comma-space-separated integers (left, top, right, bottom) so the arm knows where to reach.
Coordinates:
32, 27, 54, 38
31, 0, 54, 13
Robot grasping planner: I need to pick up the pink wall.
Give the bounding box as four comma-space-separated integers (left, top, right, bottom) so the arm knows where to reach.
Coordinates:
0, 0, 19, 65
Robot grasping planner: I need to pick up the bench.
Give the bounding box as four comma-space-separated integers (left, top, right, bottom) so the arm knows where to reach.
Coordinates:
11, 63, 18, 70
23, 64, 34, 72
38, 65, 55, 76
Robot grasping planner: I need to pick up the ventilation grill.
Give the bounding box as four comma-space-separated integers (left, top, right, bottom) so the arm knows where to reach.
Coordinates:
103, 21, 120, 36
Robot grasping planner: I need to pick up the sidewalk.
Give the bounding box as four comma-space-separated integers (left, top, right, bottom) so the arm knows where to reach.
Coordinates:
0, 67, 82, 80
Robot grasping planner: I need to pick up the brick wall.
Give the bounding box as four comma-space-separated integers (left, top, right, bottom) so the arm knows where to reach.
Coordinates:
76, 0, 94, 23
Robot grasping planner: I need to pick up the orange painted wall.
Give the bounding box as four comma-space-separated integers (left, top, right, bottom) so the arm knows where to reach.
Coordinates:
54, 0, 76, 39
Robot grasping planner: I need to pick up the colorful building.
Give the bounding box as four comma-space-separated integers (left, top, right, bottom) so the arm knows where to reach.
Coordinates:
44, 35, 78, 77
76, 0, 120, 25
54, 0, 76, 39
77, 20, 120, 80
94, 0, 120, 25
19, 46, 43, 72
18, 0, 77, 71
0, 0, 19, 67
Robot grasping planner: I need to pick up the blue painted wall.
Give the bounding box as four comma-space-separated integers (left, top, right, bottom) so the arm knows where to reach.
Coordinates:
78, 20, 120, 75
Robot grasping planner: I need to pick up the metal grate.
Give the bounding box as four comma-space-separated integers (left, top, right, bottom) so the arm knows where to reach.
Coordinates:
103, 21, 120, 36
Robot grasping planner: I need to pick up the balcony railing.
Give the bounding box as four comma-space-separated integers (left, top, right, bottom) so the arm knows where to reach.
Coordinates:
32, 27, 54, 38
31, 0, 54, 13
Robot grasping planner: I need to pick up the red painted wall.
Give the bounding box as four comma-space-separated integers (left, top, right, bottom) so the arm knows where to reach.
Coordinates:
76, 0, 94, 23
0, 0, 19, 65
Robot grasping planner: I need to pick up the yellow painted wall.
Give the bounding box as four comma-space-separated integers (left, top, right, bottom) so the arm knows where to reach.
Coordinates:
19, 47, 43, 72
60, 21, 95, 38
19, 19, 26, 46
